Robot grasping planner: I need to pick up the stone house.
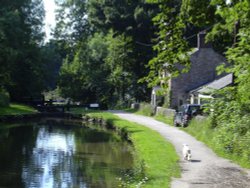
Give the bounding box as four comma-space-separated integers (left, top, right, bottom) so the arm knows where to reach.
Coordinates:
189, 73, 233, 104
152, 32, 228, 109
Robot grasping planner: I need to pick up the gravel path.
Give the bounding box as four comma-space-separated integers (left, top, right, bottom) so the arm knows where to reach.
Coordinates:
110, 111, 250, 188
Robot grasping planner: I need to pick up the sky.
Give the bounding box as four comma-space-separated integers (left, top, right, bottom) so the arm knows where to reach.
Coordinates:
43, 0, 57, 41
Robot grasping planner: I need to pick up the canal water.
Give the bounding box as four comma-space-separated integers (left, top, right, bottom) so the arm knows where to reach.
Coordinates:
0, 119, 135, 188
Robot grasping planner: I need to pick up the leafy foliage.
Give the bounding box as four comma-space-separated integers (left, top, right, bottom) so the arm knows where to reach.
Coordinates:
105, 33, 135, 106
181, 0, 216, 27
55, 0, 157, 107
145, 0, 250, 166
143, 0, 190, 88
58, 32, 110, 105
185, 117, 249, 168
203, 0, 250, 165
0, 0, 52, 101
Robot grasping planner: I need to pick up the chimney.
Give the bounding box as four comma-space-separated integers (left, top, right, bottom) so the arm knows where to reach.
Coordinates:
197, 31, 212, 49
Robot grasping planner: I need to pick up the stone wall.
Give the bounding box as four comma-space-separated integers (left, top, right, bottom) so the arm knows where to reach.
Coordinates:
156, 107, 176, 117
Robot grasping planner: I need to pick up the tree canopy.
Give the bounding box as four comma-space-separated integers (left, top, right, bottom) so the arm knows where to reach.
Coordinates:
0, 0, 46, 101
1, 0, 249, 114
53, 0, 157, 108
0, 0, 249, 168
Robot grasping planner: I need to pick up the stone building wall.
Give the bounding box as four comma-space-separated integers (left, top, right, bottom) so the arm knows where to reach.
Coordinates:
169, 48, 227, 109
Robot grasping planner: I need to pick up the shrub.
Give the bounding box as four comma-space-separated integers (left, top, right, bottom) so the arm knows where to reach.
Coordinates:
138, 102, 155, 116
185, 115, 250, 168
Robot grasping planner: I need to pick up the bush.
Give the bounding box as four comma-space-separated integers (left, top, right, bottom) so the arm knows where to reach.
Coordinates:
213, 113, 250, 163
185, 116, 250, 168
0, 89, 10, 107
138, 102, 155, 116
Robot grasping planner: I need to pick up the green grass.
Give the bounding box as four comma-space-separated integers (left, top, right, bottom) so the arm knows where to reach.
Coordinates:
133, 107, 250, 169
70, 108, 180, 188
183, 118, 250, 169
126, 105, 250, 169
129, 108, 174, 126
155, 115, 174, 126
180, 118, 214, 145
134, 103, 154, 117
0, 103, 37, 116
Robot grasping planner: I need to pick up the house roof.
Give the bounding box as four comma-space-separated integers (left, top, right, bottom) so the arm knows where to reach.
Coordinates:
189, 73, 233, 94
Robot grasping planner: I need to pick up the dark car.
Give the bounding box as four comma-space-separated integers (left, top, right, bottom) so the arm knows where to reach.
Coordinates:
174, 104, 201, 127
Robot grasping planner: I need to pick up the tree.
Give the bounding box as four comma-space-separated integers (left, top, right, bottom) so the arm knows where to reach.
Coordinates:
180, 0, 216, 27
54, 0, 89, 43
40, 41, 64, 90
58, 32, 110, 105
105, 32, 135, 106
0, 0, 47, 101
207, 0, 250, 110
143, 0, 190, 89
193, 0, 250, 162
55, 0, 157, 106
87, 0, 157, 102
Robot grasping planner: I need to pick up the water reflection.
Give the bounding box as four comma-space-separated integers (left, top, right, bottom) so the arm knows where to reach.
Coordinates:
0, 120, 134, 188
22, 126, 79, 188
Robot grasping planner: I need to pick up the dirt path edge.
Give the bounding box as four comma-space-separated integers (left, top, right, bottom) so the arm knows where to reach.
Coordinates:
110, 111, 250, 188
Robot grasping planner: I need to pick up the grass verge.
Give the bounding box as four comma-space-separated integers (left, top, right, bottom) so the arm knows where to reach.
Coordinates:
71, 109, 180, 188
128, 105, 249, 168
154, 115, 174, 126
182, 118, 250, 169
131, 108, 174, 126
0, 103, 37, 116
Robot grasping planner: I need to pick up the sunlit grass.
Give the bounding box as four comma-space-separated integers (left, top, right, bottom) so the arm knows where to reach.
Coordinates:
70, 108, 180, 188
183, 118, 250, 169
0, 103, 37, 115
128, 106, 250, 169
155, 114, 174, 126
127, 107, 174, 126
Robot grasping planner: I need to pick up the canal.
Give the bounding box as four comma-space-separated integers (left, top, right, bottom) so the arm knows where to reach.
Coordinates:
0, 119, 135, 188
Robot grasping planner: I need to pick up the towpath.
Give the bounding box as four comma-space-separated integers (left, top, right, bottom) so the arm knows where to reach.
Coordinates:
110, 111, 250, 188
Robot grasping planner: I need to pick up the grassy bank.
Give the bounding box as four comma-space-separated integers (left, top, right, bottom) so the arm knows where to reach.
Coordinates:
71, 109, 180, 188
0, 103, 37, 116
130, 104, 249, 169
154, 115, 174, 126
142, 108, 250, 169
182, 118, 250, 169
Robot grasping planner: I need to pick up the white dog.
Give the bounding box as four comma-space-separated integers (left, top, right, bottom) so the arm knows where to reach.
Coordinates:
182, 144, 192, 161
